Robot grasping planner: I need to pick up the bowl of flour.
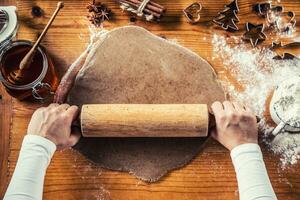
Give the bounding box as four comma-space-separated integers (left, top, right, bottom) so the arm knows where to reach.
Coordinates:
270, 77, 300, 135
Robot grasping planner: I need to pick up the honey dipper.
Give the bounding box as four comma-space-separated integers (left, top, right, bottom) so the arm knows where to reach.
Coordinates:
8, 2, 64, 84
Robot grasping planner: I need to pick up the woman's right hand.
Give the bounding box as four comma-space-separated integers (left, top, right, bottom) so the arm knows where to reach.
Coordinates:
27, 103, 81, 150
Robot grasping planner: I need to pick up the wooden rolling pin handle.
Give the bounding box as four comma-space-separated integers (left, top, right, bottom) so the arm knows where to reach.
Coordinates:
80, 104, 209, 137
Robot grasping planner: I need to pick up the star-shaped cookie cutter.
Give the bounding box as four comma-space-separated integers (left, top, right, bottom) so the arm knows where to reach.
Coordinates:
242, 22, 266, 47
183, 2, 202, 24
270, 42, 300, 60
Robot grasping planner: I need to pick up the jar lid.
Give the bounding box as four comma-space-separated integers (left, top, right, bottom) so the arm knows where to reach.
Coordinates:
0, 6, 18, 47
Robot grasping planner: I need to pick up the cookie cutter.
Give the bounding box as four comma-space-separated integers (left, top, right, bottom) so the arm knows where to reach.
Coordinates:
253, 2, 296, 33
183, 2, 202, 24
253, 2, 283, 18
242, 22, 266, 47
270, 42, 300, 60
268, 11, 296, 33
212, 0, 240, 31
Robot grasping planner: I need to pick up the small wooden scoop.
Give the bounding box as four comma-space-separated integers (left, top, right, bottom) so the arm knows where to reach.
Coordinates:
8, 2, 64, 84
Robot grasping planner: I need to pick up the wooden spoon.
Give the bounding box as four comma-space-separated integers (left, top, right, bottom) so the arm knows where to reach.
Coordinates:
8, 2, 64, 84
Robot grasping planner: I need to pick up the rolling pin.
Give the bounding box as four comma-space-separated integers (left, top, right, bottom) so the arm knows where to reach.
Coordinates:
80, 104, 212, 137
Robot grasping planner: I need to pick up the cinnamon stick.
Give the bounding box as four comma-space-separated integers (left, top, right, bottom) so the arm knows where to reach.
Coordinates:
118, 0, 165, 20
136, 0, 165, 11
120, 0, 162, 18
120, 0, 159, 13
147, 1, 165, 10
132, 0, 165, 13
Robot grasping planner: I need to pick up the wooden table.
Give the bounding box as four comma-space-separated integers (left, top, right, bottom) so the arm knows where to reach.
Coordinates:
1, 0, 300, 199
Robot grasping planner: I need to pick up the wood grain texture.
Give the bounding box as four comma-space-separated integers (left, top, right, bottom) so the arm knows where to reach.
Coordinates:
0, 0, 300, 199
0, 86, 12, 199
81, 104, 209, 137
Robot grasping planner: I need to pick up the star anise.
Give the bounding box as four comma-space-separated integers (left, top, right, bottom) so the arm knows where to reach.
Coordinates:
87, 0, 112, 27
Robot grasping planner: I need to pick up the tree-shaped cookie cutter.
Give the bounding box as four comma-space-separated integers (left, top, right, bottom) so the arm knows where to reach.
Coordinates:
213, 0, 240, 31
183, 2, 202, 24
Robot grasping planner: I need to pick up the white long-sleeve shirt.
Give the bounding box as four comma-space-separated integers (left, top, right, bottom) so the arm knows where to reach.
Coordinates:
4, 135, 56, 200
4, 135, 277, 200
231, 144, 277, 200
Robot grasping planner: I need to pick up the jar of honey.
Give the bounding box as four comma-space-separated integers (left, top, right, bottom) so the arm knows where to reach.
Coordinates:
0, 40, 59, 101
0, 6, 58, 100
0, 6, 58, 101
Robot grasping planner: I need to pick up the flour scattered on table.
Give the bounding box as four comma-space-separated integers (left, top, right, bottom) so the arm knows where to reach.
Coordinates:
212, 34, 300, 167
69, 149, 111, 200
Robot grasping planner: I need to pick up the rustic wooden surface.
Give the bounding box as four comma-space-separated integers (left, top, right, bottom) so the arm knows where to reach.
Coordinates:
1, 0, 300, 199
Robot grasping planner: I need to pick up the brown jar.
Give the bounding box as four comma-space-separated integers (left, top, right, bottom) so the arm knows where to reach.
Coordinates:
0, 40, 59, 101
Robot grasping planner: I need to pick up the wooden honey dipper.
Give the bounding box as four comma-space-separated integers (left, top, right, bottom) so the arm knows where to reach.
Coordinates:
8, 2, 64, 84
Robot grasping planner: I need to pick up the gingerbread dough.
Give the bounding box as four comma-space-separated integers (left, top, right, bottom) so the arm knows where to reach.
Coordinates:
68, 26, 225, 182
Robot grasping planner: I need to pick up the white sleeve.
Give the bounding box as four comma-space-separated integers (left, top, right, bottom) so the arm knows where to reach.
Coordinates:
231, 143, 277, 200
4, 135, 56, 200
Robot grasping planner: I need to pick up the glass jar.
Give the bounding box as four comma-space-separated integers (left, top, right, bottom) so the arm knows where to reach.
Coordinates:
0, 40, 59, 101
270, 78, 300, 135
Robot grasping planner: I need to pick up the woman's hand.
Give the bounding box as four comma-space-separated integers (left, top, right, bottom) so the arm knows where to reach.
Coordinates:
27, 103, 81, 150
211, 101, 258, 151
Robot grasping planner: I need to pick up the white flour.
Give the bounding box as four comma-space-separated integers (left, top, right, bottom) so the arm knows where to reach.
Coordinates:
212, 34, 300, 167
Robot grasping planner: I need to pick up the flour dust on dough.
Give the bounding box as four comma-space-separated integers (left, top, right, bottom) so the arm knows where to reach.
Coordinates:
68, 26, 225, 182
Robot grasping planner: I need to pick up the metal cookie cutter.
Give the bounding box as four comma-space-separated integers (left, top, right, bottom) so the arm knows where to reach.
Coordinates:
242, 22, 266, 47
212, 0, 240, 31
253, 2, 296, 33
183, 2, 202, 24
270, 42, 300, 60
267, 11, 296, 33
253, 2, 283, 18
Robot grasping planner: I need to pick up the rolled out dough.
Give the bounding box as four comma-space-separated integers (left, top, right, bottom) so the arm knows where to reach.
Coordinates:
68, 26, 225, 182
